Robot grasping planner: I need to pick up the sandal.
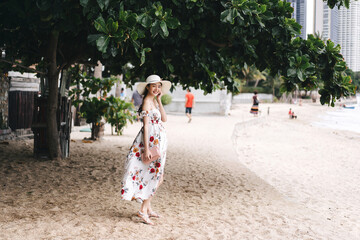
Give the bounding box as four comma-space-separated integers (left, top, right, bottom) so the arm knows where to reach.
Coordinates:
137, 211, 154, 225
148, 211, 161, 218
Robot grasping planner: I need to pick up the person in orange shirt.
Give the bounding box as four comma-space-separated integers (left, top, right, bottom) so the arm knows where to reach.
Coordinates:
185, 89, 194, 123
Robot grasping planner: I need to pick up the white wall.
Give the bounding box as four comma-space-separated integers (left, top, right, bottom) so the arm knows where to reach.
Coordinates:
162, 85, 231, 115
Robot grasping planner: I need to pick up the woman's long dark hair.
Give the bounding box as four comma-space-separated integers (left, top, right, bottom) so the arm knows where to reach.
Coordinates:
138, 87, 149, 114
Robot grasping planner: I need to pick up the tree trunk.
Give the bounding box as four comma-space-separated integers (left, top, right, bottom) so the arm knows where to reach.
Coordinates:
254, 79, 260, 88
90, 122, 94, 140
74, 81, 81, 126
115, 74, 123, 97
46, 31, 61, 159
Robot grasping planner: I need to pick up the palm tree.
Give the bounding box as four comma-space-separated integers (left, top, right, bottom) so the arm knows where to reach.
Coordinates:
241, 64, 266, 87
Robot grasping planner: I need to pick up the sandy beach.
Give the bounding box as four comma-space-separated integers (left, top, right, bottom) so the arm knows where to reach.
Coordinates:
0, 103, 359, 239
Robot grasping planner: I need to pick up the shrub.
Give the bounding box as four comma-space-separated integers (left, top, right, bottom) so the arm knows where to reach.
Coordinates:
161, 94, 172, 105
240, 86, 270, 94
104, 96, 136, 135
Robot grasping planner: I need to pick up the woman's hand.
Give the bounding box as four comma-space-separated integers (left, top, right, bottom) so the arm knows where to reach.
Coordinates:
155, 89, 163, 104
143, 148, 152, 164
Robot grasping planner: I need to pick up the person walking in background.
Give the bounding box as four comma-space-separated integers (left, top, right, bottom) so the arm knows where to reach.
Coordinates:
185, 88, 194, 123
250, 91, 259, 116
121, 75, 171, 226
131, 90, 143, 121
120, 88, 126, 100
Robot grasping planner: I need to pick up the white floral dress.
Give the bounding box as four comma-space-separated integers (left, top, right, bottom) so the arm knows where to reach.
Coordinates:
121, 108, 168, 202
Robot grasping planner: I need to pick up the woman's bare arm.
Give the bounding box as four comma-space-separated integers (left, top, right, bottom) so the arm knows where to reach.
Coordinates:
142, 100, 151, 159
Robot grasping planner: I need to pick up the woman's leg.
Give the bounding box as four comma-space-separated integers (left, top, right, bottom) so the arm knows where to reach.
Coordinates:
147, 174, 164, 218
140, 198, 151, 214
138, 199, 154, 225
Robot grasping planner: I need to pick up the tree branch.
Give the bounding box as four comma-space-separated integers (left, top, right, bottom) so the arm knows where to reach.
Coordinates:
0, 59, 46, 75
207, 39, 232, 48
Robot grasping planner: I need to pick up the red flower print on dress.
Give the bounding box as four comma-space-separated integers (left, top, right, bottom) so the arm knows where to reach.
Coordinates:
150, 168, 155, 173
121, 189, 124, 194
139, 185, 143, 190
150, 136, 154, 142
139, 143, 143, 148
155, 162, 161, 168
132, 176, 136, 180
135, 152, 140, 157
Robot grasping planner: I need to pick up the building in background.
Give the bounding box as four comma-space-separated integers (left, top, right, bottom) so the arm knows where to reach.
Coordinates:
337, 1, 360, 71
313, 0, 359, 72
288, 0, 307, 39
314, 1, 339, 44
323, 3, 339, 44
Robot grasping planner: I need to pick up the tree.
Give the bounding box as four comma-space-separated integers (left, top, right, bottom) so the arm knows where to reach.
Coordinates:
69, 72, 136, 139
241, 64, 267, 88
104, 96, 135, 136
0, 0, 355, 159
345, 68, 360, 92
92, 0, 354, 102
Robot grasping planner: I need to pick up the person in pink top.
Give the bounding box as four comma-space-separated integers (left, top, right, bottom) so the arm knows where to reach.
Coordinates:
185, 89, 194, 123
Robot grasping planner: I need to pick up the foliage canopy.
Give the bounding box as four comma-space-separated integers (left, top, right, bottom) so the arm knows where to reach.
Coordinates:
0, 0, 356, 157
0, 0, 355, 106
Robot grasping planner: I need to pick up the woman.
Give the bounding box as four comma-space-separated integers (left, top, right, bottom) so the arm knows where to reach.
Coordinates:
121, 75, 171, 225
250, 91, 259, 115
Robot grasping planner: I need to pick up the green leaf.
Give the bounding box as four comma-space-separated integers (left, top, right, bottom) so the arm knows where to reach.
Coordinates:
114, 29, 125, 41
137, 29, 145, 38
104, 0, 110, 9
138, 14, 153, 28
94, 16, 107, 33
287, 68, 296, 77
80, 0, 89, 7
220, 9, 231, 23
110, 46, 118, 57
272, 26, 280, 36
96, 35, 110, 53
232, 0, 246, 6
166, 17, 180, 29
97, 0, 109, 11
140, 49, 146, 66
105, 18, 115, 33
160, 21, 169, 37
127, 14, 137, 28
297, 69, 305, 81
130, 30, 138, 40
260, 4, 267, 13
150, 20, 161, 37
97, 0, 104, 11
168, 63, 174, 72
111, 21, 118, 33
87, 34, 102, 44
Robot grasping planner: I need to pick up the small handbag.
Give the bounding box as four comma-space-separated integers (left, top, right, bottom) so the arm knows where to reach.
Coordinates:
141, 146, 161, 164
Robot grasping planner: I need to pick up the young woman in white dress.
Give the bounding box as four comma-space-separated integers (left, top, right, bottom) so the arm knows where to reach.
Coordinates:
121, 75, 171, 225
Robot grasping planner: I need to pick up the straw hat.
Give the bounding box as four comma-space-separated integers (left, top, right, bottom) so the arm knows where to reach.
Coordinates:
136, 75, 171, 95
